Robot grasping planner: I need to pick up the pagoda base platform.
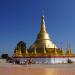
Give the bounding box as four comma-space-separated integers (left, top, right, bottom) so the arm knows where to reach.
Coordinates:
13, 56, 75, 64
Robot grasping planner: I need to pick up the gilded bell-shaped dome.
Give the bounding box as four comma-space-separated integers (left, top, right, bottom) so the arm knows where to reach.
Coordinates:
30, 16, 57, 49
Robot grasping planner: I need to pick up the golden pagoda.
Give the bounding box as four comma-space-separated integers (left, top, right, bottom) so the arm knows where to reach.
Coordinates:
13, 16, 75, 64
29, 16, 60, 56
30, 16, 57, 49
14, 16, 65, 57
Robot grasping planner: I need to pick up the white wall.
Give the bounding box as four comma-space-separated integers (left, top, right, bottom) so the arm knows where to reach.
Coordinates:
14, 57, 75, 64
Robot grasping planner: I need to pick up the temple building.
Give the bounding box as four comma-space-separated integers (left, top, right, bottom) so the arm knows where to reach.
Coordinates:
13, 16, 75, 64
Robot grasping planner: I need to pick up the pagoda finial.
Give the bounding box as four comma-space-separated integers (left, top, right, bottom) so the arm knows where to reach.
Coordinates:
40, 16, 46, 32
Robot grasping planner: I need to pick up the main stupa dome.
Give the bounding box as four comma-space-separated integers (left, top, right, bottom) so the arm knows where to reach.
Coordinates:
30, 16, 57, 49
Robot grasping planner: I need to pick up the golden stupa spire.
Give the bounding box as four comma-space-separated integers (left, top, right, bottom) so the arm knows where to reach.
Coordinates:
66, 42, 72, 55
66, 48, 72, 55
40, 16, 46, 33
34, 47, 37, 55
44, 46, 46, 54
26, 48, 28, 55
54, 45, 58, 55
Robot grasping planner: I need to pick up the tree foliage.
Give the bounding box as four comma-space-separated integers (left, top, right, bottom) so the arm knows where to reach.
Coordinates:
14, 41, 26, 53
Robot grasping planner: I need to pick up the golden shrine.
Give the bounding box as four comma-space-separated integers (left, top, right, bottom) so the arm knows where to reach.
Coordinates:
13, 16, 73, 58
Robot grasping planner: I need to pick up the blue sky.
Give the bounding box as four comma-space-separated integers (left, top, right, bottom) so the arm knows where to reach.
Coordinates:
0, 0, 75, 56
